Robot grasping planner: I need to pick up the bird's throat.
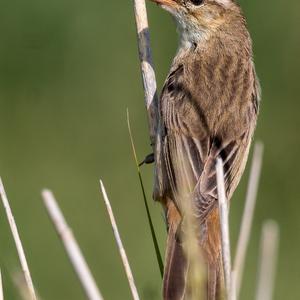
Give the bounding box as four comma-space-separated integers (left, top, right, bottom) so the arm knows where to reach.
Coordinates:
177, 21, 208, 51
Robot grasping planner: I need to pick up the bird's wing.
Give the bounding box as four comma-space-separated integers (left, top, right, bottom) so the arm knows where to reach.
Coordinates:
159, 61, 258, 220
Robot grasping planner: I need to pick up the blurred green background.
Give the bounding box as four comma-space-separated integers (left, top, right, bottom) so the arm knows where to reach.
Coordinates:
0, 0, 299, 299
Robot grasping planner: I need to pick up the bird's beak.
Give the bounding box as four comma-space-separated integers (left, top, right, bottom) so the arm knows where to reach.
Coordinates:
149, 0, 178, 8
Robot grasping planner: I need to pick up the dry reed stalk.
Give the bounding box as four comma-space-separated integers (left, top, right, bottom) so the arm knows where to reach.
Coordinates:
0, 178, 37, 300
230, 270, 237, 300
255, 220, 279, 300
133, 0, 159, 144
216, 159, 232, 299
99, 181, 140, 300
13, 272, 34, 300
174, 152, 205, 300
234, 142, 264, 296
42, 190, 103, 300
0, 268, 3, 300
181, 196, 206, 300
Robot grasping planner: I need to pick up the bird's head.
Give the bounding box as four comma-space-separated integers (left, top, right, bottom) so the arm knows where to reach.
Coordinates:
149, 0, 243, 46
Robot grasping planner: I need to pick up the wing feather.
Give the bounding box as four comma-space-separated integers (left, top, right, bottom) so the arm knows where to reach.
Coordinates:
156, 58, 258, 220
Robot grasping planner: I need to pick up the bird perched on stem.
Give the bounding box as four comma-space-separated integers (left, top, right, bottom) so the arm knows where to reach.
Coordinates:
148, 0, 260, 299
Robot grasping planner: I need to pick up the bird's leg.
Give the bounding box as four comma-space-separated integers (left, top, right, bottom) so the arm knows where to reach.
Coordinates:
139, 153, 155, 166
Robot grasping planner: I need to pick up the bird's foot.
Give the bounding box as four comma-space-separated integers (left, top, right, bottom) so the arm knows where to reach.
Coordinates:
139, 153, 155, 166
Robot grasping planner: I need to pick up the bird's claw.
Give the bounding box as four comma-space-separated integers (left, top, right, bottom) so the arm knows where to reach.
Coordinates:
139, 153, 155, 166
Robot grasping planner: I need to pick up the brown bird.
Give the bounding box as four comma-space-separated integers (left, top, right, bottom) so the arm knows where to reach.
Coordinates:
148, 0, 260, 299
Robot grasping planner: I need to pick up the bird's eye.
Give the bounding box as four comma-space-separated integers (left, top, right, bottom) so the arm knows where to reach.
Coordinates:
190, 0, 204, 5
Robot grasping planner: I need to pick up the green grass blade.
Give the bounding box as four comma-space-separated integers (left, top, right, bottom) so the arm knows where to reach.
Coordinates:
126, 109, 164, 278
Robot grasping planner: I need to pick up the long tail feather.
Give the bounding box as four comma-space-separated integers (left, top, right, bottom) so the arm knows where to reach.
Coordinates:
163, 201, 186, 300
163, 204, 224, 300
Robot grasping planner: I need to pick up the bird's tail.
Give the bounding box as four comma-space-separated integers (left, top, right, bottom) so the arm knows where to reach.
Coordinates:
163, 204, 224, 300
163, 201, 186, 300
204, 208, 225, 300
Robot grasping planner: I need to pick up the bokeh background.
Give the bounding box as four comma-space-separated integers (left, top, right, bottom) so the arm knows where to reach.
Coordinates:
0, 0, 299, 299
